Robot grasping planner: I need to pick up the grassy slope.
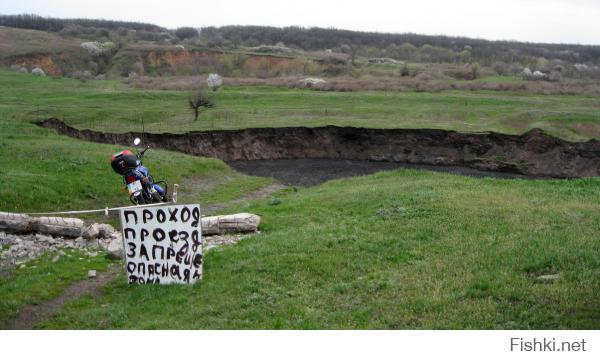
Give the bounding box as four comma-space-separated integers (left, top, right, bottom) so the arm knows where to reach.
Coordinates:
0, 117, 271, 214
0, 72, 271, 328
1, 70, 599, 141
41, 170, 600, 329
0, 26, 82, 58
0, 249, 115, 327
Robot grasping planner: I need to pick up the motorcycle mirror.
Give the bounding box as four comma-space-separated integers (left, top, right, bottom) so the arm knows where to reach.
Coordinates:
133, 138, 141, 146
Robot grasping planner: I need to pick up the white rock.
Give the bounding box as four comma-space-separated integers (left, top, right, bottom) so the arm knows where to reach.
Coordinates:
88, 269, 97, 278
368, 58, 402, 64
35, 233, 53, 243
536, 274, 561, 283
31, 68, 46, 76
97, 224, 116, 238
100, 235, 124, 259
74, 237, 87, 249
298, 77, 326, 87
82, 223, 101, 240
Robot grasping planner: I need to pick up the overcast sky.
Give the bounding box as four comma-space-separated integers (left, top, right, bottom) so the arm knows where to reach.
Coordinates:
3, 0, 600, 45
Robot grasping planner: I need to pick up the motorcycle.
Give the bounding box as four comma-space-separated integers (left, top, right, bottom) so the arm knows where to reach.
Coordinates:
111, 138, 169, 205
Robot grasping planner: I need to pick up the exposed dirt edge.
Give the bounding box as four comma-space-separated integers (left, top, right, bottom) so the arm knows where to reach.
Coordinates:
38, 118, 600, 178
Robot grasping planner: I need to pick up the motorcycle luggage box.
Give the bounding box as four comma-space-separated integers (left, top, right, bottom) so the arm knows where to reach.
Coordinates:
111, 150, 138, 175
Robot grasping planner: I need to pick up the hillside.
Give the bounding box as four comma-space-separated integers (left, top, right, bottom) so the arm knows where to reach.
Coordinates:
0, 14, 168, 41
200, 25, 600, 65
0, 26, 83, 58
2, 15, 600, 81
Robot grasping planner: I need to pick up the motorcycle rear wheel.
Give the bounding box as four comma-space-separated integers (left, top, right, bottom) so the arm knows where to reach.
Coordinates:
130, 193, 146, 205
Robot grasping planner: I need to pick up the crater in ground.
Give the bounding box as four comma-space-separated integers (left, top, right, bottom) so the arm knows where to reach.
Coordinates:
38, 119, 600, 181
227, 159, 532, 186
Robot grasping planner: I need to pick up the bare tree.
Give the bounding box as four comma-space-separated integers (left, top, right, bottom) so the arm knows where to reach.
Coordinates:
340, 44, 358, 65
188, 88, 214, 121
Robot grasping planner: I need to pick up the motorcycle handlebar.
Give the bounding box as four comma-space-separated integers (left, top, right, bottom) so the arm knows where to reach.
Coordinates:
138, 146, 150, 158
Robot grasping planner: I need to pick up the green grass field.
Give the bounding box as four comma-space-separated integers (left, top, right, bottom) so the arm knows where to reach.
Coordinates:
1, 70, 599, 141
0, 249, 115, 327
41, 171, 600, 329
0, 71, 273, 327
1, 70, 599, 329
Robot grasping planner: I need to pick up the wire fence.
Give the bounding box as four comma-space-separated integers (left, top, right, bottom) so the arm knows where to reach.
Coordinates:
1, 185, 179, 220
0, 101, 350, 134
2, 104, 193, 134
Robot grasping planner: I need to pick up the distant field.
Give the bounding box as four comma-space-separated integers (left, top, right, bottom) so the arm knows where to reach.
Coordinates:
1, 70, 599, 141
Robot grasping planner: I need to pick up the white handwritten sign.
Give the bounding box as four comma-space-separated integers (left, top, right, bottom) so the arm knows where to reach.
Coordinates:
119, 204, 202, 284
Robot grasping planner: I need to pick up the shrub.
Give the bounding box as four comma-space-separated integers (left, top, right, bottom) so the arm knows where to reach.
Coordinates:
207, 73, 223, 91
470, 62, 480, 80
492, 61, 508, 75
400, 63, 410, 77
175, 27, 198, 41
80, 42, 104, 55
533, 70, 547, 80
548, 71, 562, 82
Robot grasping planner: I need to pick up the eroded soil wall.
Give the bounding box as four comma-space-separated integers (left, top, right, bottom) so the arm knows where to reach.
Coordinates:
39, 118, 600, 178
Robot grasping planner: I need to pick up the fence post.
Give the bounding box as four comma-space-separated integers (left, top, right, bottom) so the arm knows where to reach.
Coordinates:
172, 184, 179, 203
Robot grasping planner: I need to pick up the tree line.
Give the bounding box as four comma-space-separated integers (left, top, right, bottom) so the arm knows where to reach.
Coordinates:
199, 26, 600, 65
0, 14, 165, 33
2, 15, 599, 66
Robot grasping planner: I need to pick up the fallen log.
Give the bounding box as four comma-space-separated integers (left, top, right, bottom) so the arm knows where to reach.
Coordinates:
0, 212, 84, 237
201, 213, 261, 235
0, 212, 260, 238
0, 212, 33, 233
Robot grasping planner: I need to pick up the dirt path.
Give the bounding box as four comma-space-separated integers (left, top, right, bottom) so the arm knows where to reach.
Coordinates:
6, 264, 121, 330
203, 183, 286, 215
